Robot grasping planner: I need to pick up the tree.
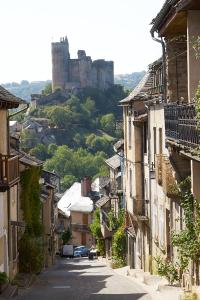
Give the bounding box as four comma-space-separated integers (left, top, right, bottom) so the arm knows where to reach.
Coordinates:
61, 228, 72, 244
30, 144, 48, 161
100, 113, 116, 135
47, 106, 73, 128
42, 83, 52, 95
61, 175, 77, 191
47, 143, 58, 156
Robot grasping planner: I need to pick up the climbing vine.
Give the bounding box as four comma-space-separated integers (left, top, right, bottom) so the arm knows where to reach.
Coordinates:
19, 167, 44, 273
90, 208, 105, 256
172, 177, 200, 272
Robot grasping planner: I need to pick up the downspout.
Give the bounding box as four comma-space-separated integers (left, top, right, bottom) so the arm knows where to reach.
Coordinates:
145, 103, 152, 273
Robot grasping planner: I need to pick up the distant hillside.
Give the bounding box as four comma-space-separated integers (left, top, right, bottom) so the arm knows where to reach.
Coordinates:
2, 71, 145, 100
2, 80, 51, 101
114, 71, 146, 90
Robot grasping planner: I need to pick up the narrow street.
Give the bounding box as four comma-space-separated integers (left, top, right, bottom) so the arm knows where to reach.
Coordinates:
16, 258, 151, 300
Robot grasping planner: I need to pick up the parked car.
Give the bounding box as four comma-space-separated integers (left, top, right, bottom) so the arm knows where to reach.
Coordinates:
74, 246, 89, 257
61, 244, 74, 258
74, 249, 82, 257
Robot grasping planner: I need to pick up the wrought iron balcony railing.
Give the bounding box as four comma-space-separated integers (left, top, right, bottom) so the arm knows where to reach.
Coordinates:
164, 103, 199, 150
0, 154, 19, 191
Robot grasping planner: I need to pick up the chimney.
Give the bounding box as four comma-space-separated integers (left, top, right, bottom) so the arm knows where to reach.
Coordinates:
81, 176, 91, 197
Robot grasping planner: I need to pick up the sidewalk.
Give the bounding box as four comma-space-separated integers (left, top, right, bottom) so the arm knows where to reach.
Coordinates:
98, 257, 183, 300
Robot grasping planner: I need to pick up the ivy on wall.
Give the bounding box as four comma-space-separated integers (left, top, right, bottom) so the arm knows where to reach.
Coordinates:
172, 177, 200, 273
19, 167, 44, 273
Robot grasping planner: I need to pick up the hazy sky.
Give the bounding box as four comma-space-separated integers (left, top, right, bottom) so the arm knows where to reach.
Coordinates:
0, 0, 164, 83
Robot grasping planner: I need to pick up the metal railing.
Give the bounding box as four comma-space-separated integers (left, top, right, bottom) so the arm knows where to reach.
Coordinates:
164, 103, 199, 149
0, 154, 19, 189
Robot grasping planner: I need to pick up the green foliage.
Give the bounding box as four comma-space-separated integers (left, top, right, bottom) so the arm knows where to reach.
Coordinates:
193, 36, 200, 59
30, 143, 48, 161
172, 177, 200, 272
19, 167, 44, 273
96, 239, 106, 256
100, 113, 116, 135
112, 225, 126, 268
154, 256, 179, 285
47, 143, 58, 156
90, 208, 102, 239
0, 272, 8, 284
47, 106, 73, 128
90, 208, 105, 256
42, 82, 52, 95
61, 175, 76, 190
182, 292, 198, 300
19, 235, 44, 274
107, 209, 125, 231
61, 228, 72, 244
195, 82, 200, 125
21, 130, 39, 150
44, 145, 108, 191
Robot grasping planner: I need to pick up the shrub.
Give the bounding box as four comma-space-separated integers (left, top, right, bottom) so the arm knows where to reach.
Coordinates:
0, 272, 8, 284
154, 256, 179, 285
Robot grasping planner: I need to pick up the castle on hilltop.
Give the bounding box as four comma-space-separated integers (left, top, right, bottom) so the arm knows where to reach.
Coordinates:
51, 37, 114, 92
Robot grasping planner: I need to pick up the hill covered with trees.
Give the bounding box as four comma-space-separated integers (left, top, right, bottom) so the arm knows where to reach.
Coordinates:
20, 85, 128, 190
2, 71, 145, 100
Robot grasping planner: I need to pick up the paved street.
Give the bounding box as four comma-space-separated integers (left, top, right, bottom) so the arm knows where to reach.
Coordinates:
16, 258, 152, 300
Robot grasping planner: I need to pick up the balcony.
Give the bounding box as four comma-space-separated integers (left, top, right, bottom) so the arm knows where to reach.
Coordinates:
0, 155, 19, 191
164, 103, 199, 151
71, 223, 90, 233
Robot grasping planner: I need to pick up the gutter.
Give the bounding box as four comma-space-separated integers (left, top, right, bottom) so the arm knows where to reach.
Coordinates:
8, 102, 29, 119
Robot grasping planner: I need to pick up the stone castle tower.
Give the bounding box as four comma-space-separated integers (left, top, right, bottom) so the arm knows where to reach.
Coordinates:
51, 36, 114, 92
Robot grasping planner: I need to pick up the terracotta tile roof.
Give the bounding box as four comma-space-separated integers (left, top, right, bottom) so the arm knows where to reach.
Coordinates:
0, 85, 25, 108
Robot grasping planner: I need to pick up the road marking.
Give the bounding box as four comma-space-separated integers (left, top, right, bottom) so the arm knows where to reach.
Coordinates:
52, 286, 71, 289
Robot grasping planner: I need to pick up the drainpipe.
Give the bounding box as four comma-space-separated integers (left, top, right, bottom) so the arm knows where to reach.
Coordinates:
145, 103, 152, 273
151, 33, 167, 102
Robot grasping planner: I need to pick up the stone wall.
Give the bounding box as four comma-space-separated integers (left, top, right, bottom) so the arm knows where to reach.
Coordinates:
51, 36, 114, 92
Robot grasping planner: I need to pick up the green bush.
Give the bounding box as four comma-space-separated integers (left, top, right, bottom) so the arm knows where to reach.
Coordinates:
19, 234, 44, 274
112, 225, 126, 268
154, 256, 179, 285
0, 272, 8, 284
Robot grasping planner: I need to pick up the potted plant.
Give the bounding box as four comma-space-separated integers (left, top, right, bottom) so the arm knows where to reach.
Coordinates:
0, 272, 8, 294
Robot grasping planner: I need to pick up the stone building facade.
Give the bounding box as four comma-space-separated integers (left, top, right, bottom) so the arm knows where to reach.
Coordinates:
51, 37, 114, 92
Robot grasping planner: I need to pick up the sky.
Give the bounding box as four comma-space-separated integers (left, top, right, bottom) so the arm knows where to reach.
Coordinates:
0, 0, 164, 83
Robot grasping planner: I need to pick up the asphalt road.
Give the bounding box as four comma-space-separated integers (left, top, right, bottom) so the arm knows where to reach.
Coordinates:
16, 258, 152, 300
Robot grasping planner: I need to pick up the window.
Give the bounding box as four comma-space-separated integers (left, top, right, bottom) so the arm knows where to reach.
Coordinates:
129, 168, 133, 198
128, 118, 132, 149
0, 195, 3, 238
153, 199, 158, 240
12, 226, 17, 261
153, 127, 156, 167
159, 128, 163, 154
143, 122, 147, 154
159, 206, 165, 247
